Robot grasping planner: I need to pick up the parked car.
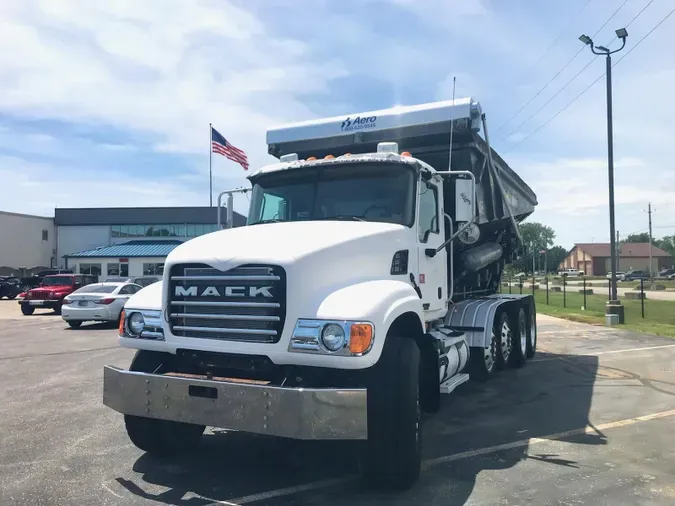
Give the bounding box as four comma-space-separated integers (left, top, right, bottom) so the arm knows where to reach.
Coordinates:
606, 271, 625, 280
621, 270, 650, 282
61, 282, 143, 328
656, 268, 675, 279
102, 275, 161, 287
0, 277, 23, 300
19, 274, 97, 315
558, 268, 584, 277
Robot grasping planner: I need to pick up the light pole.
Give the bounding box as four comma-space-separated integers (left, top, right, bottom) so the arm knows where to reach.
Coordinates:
579, 28, 627, 324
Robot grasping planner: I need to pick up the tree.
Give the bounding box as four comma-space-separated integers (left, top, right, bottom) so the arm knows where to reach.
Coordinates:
546, 245, 568, 272
625, 232, 651, 243
657, 235, 675, 257
520, 222, 556, 251
509, 222, 556, 274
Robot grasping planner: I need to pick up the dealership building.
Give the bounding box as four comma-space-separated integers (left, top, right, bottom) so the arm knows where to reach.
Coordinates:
0, 206, 246, 278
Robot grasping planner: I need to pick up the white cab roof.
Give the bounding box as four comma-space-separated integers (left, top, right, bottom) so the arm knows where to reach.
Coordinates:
266, 98, 482, 146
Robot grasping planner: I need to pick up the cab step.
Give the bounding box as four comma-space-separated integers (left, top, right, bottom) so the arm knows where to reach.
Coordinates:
440, 373, 470, 394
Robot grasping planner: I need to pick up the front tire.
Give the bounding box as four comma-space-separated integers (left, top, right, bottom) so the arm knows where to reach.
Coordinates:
362, 336, 421, 491
124, 350, 205, 456
21, 304, 34, 315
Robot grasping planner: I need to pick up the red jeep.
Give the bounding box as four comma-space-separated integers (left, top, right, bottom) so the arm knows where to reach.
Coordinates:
19, 274, 97, 315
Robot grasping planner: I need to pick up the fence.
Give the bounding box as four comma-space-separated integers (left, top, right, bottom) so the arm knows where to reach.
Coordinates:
500, 275, 675, 326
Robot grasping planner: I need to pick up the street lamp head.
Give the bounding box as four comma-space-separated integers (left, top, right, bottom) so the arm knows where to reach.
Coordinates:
615, 27, 628, 39
596, 45, 610, 52
579, 34, 592, 45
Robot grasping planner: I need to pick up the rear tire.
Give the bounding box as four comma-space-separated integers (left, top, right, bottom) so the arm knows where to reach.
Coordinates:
21, 304, 34, 316
495, 311, 513, 371
362, 336, 421, 491
508, 308, 527, 368
469, 328, 498, 383
526, 303, 537, 359
67, 321, 82, 329
124, 350, 205, 456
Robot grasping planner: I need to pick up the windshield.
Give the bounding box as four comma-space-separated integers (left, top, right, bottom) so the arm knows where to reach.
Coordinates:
41, 277, 74, 286
247, 162, 416, 226
73, 284, 117, 294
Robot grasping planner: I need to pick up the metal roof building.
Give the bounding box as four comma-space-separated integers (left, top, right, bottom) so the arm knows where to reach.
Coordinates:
65, 240, 183, 258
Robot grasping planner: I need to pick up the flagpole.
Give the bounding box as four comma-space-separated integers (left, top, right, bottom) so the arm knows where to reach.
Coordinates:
209, 123, 213, 207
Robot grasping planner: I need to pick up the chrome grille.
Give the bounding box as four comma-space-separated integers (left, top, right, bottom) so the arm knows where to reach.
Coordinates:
169, 264, 286, 343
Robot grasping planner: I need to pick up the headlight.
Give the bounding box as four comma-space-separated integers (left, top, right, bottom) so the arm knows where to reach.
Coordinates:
128, 312, 145, 335
321, 323, 346, 351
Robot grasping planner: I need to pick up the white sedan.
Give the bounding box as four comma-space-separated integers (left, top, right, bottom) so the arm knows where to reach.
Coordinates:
61, 282, 143, 328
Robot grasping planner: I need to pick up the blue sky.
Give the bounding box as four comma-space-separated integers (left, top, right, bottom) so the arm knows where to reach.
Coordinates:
1, 0, 674, 248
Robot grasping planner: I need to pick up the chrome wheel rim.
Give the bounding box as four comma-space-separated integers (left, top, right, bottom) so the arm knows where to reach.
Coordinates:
520, 315, 527, 352
529, 313, 536, 348
484, 331, 497, 371
501, 320, 512, 361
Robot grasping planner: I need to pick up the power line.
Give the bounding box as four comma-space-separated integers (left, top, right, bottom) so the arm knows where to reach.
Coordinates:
528, 0, 595, 71
503, 4, 675, 151
493, 0, 630, 135
500, 0, 656, 141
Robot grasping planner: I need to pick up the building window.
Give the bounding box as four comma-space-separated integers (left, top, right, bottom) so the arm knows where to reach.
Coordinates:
143, 263, 164, 275
79, 263, 102, 276
111, 224, 218, 239
107, 263, 129, 277
42, 229, 49, 241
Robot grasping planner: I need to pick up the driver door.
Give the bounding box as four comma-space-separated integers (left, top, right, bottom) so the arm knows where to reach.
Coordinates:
416, 177, 447, 316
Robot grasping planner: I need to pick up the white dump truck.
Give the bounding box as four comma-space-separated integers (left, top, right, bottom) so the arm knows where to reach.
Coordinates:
103, 98, 539, 490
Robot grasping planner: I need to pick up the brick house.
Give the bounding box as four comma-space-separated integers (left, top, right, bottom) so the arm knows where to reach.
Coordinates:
559, 243, 673, 276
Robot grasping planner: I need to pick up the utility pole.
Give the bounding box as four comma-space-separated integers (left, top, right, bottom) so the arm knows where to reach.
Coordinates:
579, 28, 628, 325
647, 203, 653, 285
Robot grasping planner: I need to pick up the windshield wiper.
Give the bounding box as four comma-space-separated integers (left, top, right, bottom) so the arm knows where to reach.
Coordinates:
314, 215, 365, 222
249, 219, 282, 225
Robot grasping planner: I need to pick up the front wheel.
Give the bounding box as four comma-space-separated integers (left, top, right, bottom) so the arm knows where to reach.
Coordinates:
125, 415, 205, 456
362, 336, 421, 491
21, 304, 34, 316
124, 350, 205, 456
53, 303, 62, 315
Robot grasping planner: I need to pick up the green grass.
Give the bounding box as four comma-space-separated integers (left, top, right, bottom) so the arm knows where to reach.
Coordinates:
526, 290, 675, 337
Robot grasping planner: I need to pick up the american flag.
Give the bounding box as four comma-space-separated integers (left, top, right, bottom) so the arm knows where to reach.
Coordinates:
211, 127, 249, 170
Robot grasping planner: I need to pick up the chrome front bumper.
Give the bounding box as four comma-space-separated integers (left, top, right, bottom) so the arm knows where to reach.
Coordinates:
103, 366, 368, 440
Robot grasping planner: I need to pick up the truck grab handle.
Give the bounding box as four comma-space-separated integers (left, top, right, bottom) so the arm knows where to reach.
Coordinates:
427, 171, 476, 257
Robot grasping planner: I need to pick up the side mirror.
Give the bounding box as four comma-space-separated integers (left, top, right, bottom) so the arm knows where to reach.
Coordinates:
455, 177, 474, 223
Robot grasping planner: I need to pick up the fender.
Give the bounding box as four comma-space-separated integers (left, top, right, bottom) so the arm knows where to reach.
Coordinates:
316, 279, 424, 368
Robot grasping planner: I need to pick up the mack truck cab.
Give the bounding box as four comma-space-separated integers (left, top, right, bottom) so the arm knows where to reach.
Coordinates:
103, 98, 538, 491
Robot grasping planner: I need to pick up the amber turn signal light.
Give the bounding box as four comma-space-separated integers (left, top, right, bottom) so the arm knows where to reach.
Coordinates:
118, 310, 126, 336
349, 323, 373, 354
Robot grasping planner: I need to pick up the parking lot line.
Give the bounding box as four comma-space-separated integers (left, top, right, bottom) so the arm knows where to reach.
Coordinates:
212, 407, 675, 505
531, 343, 675, 363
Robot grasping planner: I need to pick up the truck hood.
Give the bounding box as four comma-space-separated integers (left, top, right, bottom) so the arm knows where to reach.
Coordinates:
125, 280, 163, 311
166, 221, 410, 270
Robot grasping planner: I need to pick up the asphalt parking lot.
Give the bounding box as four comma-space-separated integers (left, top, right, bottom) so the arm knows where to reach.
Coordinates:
2, 299, 675, 505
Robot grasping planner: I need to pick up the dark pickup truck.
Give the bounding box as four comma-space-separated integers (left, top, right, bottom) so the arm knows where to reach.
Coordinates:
0, 277, 23, 300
